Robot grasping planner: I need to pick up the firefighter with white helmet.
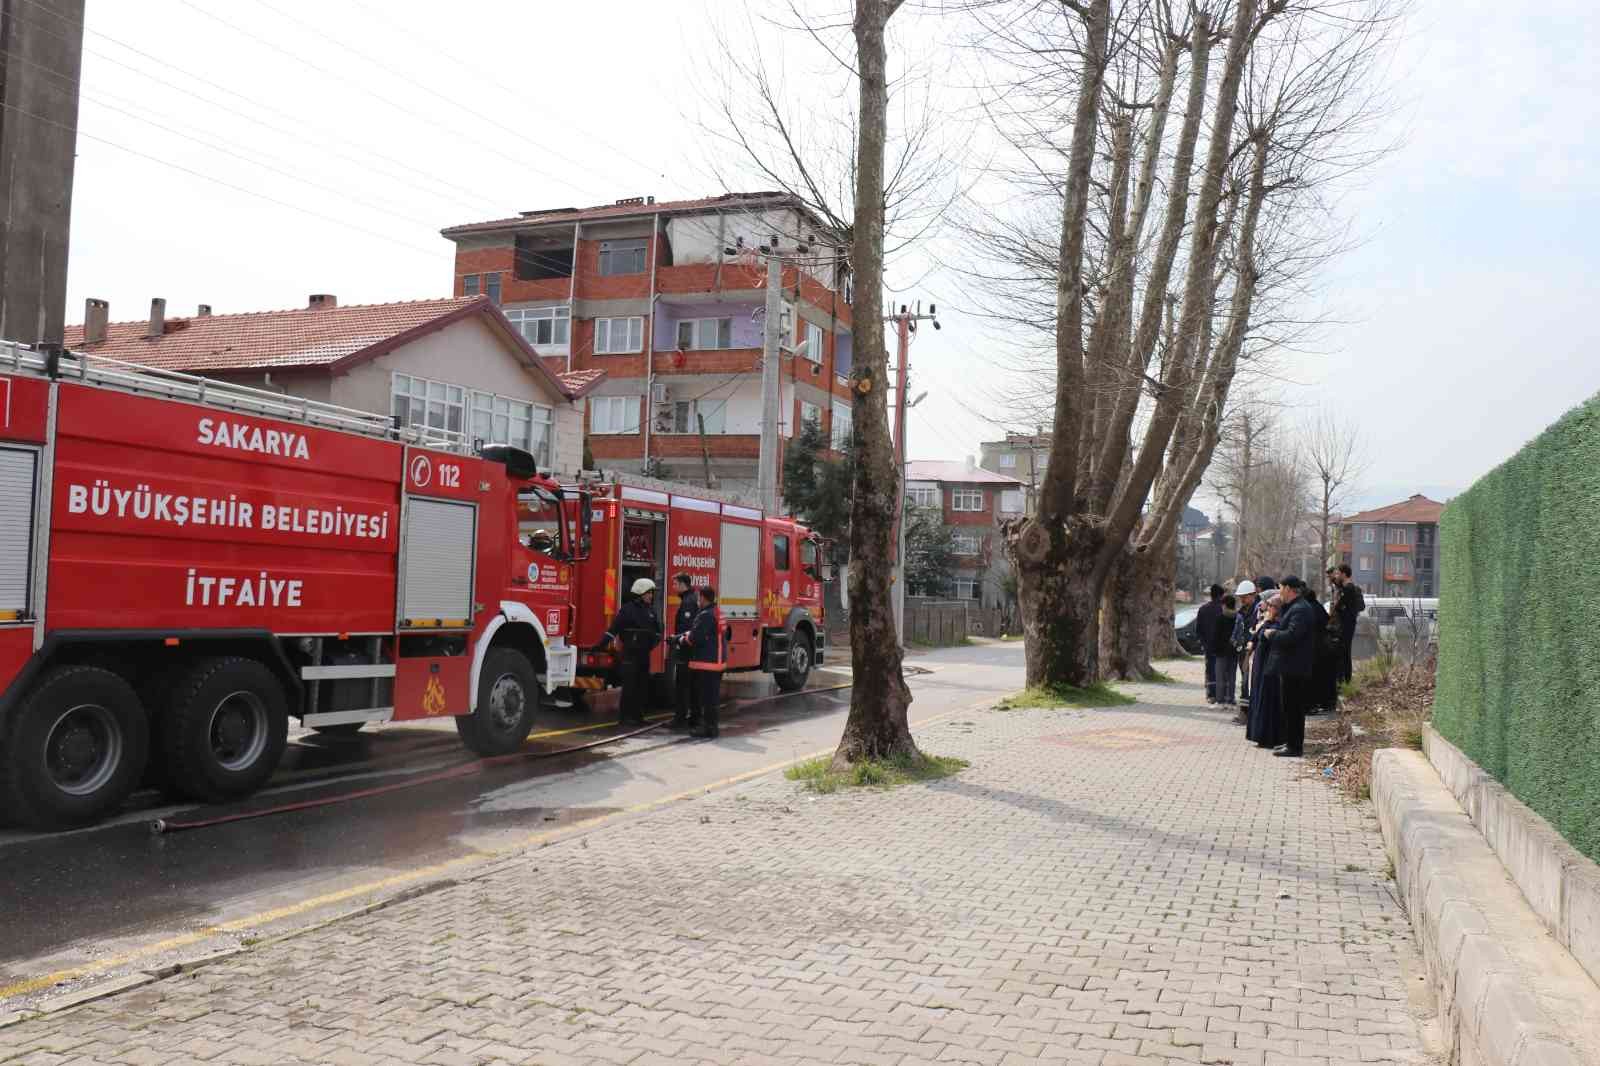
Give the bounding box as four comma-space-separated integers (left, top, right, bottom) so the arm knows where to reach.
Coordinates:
597, 577, 662, 725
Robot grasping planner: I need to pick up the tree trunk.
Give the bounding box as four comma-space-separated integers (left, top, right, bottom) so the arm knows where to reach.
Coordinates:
1150, 537, 1181, 659
1009, 516, 1106, 689
1099, 543, 1162, 681
832, 0, 914, 769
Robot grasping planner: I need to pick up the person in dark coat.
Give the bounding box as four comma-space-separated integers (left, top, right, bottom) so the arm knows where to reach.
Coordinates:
684, 586, 729, 739
1303, 590, 1334, 715
1328, 563, 1365, 687
1197, 584, 1225, 703
1245, 594, 1284, 747
600, 578, 661, 726
1212, 594, 1239, 705
1257, 575, 1318, 756
669, 573, 700, 729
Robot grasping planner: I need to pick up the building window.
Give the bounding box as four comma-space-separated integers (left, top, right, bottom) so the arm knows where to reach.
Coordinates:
462, 274, 480, 297
800, 401, 822, 429
1418, 555, 1433, 571
1388, 556, 1410, 576
1386, 527, 1410, 545
830, 401, 853, 451
391, 373, 464, 437
595, 317, 643, 354
954, 577, 979, 600
1363, 528, 1376, 543
798, 323, 824, 363
906, 486, 939, 510
1000, 489, 1023, 514
952, 531, 981, 556
998, 453, 1017, 469
1421, 582, 1434, 596
675, 317, 734, 350
505, 305, 571, 348
598, 238, 647, 276
1359, 555, 1375, 572
485, 272, 502, 305
469, 390, 553, 467
662, 399, 726, 434
951, 489, 984, 512
590, 396, 640, 435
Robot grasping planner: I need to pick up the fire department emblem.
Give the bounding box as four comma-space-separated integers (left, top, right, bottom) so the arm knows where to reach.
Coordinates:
558, 566, 570, 583
421, 674, 447, 716
409, 454, 433, 489
762, 589, 788, 625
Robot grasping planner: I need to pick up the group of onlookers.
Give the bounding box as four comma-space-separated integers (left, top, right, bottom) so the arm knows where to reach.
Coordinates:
1195, 564, 1366, 757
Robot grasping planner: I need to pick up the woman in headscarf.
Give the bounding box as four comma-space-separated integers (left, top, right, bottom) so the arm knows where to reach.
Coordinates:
1246, 592, 1285, 748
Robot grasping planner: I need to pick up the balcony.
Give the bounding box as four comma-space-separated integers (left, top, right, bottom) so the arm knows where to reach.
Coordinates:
1384, 571, 1413, 582
1384, 542, 1412, 553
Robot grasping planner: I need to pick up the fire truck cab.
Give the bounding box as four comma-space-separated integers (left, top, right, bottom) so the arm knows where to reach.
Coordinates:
0, 344, 587, 829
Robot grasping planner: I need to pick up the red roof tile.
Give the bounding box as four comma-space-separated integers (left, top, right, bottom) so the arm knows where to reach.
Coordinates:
63, 296, 599, 401
1341, 494, 1445, 524
558, 369, 606, 397
441, 190, 832, 238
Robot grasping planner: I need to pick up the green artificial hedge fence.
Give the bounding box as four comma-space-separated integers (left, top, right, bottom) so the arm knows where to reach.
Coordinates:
1434, 394, 1600, 863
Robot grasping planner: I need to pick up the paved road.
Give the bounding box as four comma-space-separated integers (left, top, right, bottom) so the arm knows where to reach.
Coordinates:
0, 652, 1436, 1065
0, 644, 1022, 1007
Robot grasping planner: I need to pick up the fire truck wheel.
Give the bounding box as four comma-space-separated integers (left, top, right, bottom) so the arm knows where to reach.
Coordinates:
0, 665, 150, 830
774, 630, 814, 693
457, 648, 540, 756
161, 657, 289, 803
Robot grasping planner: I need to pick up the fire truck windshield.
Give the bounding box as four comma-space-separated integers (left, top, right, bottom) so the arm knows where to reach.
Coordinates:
517, 487, 565, 558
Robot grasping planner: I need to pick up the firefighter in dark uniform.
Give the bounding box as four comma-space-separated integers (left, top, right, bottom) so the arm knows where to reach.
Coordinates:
599, 578, 661, 726
685, 585, 728, 739
669, 573, 701, 729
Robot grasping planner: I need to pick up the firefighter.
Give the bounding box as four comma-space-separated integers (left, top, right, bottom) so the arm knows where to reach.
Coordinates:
669, 572, 701, 729
599, 578, 661, 726
525, 528, 556, 554
686, 585, 728, 739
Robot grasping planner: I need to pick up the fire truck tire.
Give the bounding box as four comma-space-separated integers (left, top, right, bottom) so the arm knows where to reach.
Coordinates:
774, 630, 814, 692
160, 657, 289, 803
0, 665, 150, 830
456, 648, 540, 756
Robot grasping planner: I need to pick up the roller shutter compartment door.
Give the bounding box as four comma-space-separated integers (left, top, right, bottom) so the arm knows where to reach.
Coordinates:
0, 448, 37, 616
402, 498, 477, 623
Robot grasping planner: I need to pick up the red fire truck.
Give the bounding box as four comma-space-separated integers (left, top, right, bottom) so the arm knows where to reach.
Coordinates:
0, 345, 827, 830
562, 475, 828, 696
0, 344, 595, 829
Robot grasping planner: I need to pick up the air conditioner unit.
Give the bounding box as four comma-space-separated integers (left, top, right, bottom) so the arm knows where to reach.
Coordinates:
650, 382, 670, 405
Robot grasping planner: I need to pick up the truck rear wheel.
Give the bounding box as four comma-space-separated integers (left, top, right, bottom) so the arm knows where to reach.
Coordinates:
774, 630, 813, 692
0, 665, 150, 829
159, 657, 288, 803
456, 648, 539, 756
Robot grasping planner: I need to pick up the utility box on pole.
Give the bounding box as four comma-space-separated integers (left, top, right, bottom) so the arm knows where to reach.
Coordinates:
756, 254, 782, 514
0, 0, 86, 347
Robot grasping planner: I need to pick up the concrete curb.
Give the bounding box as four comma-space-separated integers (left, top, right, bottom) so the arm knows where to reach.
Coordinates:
1372, 748, 1600, 1066
1424, 727, 1600, 994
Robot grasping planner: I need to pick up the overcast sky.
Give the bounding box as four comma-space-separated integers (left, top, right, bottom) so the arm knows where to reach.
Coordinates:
55, 0, 1600, 511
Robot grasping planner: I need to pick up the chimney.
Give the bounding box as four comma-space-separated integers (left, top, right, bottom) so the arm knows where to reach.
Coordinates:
84, 298, 109, 345
308, 294, 337, 311
146, 298, 166, 339
966, 455, 976, 470
197, 304, 212, 318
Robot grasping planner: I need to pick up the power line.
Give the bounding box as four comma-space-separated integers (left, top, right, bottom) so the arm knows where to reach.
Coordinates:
0, 100, 441, 260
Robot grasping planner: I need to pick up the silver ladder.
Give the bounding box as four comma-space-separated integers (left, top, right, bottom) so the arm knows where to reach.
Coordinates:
1, 340, 475, 455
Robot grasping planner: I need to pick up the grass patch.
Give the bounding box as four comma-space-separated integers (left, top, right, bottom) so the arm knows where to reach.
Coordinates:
1144, 669, 1178, 684
785, 752, 969, 794
996, 682, 1137, 710
1000, 634, 1024, 642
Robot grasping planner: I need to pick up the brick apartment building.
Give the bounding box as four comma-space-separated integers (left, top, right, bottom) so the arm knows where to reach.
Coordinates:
441, 191, 855, 499
1338, 494, 1446, 597
978, 432, 1050, 514
904, 459, 1027, 606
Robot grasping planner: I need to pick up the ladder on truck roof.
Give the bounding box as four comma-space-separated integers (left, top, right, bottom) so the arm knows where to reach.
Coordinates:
2, 341, 474, 455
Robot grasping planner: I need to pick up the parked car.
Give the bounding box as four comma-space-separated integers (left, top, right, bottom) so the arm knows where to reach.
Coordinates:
1174, 605, 1204, 655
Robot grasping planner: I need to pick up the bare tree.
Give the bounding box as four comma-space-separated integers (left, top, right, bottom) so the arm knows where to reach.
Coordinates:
1303, 408, 1368, 594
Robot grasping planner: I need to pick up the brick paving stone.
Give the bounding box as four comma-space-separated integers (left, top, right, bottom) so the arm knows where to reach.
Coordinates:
0, 660, 1433, 1064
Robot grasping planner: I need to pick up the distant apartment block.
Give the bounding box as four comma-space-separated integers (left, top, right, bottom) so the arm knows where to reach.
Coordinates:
1338, 494, 1445, 597
979, 432, 1050, 514
904, 459, 1027, 606
441, 191, 854, 498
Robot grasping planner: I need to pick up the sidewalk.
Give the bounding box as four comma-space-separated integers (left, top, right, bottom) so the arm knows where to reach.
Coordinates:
0, 658, 1432, 1065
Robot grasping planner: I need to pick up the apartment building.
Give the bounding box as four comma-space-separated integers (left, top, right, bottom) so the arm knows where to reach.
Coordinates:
978, 432, 1050, 514
1338, 494, 1446, 597
441, 191, 855, 499
903, 459, 1027, 605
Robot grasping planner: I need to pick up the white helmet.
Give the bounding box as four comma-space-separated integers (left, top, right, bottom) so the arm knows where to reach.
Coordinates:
1235, 580, 1257, 595
631, 578, 657, 596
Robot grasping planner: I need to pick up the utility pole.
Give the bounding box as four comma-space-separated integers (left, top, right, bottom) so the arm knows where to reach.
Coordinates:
755, 253, 783, 513
888, 302, 938, 645
0, 0, 86, 347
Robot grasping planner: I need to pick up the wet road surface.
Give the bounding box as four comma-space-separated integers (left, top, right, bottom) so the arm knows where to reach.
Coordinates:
0, 643, 1024, 1005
